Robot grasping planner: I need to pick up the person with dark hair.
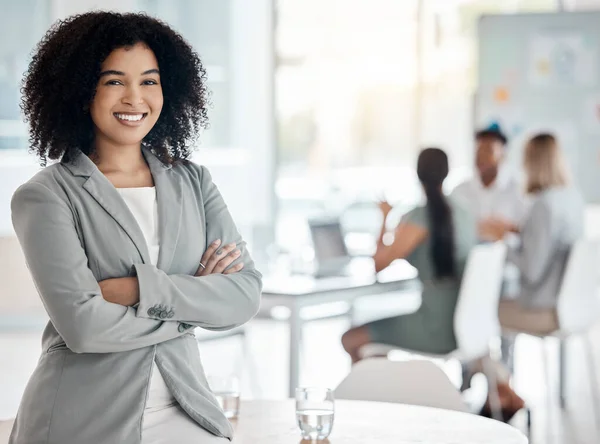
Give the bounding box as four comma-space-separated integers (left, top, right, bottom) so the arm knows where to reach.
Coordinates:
452, 124, 527, 238
9, 11, 261, 444
451, 125, 528, 384
341, 148, 476, 361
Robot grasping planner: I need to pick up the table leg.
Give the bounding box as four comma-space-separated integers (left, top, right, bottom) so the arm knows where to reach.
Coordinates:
288, 306, 302, 397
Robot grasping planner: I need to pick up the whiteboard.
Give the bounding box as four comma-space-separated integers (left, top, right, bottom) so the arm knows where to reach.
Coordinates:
477, 11, 600, 203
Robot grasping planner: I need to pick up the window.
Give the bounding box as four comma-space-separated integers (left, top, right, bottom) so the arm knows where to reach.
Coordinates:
138, 0, 233, 148
0, 0, 237, 151
0, 0, 274, 252
0, 0, 50, 151
274, 0, 559, 253
275, 0, 421, 252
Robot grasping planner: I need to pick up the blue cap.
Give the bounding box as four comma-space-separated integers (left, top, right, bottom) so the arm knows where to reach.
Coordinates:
487, 122, 502, 133
475, 121, 508, 145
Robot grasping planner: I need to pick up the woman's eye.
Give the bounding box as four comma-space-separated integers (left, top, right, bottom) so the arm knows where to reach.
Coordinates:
143, 79, 158, 85
105, 80, 122, 86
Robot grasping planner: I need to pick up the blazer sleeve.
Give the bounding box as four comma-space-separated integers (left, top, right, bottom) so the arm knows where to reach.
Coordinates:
134, 165, 262, 331
11, 181, 189, 354
507, 199, 554, 287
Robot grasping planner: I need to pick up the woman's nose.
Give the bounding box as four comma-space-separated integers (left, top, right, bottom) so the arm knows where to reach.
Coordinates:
121, 85, 144, 106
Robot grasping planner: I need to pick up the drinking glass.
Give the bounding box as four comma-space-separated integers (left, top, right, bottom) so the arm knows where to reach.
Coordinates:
207, 374, 240, 419
295, 387, 334, 440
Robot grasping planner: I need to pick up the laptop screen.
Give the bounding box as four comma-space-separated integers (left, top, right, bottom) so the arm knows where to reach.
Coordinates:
309, 220, 349, 261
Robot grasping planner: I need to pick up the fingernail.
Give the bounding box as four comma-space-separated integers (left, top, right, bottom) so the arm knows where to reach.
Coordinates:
228, 242, 236, 248
234, 250, 241, 256
213, 239, 221, 246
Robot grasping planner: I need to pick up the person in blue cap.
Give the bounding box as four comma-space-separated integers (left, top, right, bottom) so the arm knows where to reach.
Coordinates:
452, 124, 528, 401
452, 124, 527, 238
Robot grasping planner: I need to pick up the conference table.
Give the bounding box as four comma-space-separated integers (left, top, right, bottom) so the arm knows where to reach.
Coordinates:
260, 258, 419, 397
230, 399, 528, 443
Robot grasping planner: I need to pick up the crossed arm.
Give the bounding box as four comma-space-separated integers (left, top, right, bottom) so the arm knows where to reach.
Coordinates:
100, 239, 243, 307
11, 168, 261, 354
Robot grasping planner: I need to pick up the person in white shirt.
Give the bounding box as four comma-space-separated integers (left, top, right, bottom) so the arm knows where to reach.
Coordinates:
452, 126, 527, 236
452, 126, 528, 393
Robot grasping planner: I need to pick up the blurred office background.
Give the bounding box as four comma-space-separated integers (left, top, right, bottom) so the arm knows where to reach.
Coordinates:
3, 1, 600, 443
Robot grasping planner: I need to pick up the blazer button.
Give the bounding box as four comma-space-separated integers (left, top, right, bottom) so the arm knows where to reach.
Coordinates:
178, 324, 185, 333
159, 311, 168, 319
148, 308, 157, 317
167, 311, 174, 318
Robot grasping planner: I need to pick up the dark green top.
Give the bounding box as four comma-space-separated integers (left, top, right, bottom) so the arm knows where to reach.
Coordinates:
366, 197, 476, 354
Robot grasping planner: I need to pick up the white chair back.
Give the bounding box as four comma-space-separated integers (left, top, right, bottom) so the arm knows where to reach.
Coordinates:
556, 239, 600, 335
453, 242, 507, 360
335, 358, 467, 412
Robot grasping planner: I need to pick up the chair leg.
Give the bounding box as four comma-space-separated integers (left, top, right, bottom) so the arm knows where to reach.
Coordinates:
559, 339, 566, 409
541, 338, 556, 444
582, 334, 600, 430
481, 355, 503, 422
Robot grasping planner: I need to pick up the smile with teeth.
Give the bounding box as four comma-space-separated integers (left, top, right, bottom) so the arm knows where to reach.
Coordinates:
114, 113, 147, 122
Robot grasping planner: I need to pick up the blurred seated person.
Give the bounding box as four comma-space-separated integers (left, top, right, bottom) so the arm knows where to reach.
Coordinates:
452, 125, 528, 374
452, 124, 528, 238
470, 133, 583, 421
483, 133, 584, 334
341, 148, 476, 361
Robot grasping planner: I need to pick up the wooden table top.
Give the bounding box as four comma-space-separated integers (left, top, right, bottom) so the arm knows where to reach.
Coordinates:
230, 399, 528, 444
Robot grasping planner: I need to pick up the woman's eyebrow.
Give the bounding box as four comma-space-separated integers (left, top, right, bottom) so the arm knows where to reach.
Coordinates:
98, 69, 160, 77
99, 69, 125, 77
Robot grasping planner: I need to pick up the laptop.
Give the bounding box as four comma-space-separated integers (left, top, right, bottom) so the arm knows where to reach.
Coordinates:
308, 218, 353, 278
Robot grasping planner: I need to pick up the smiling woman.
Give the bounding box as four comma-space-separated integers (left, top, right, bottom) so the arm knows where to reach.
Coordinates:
10, 11, 261, 444
21, 12, 209, 167
90, 45, 164, 154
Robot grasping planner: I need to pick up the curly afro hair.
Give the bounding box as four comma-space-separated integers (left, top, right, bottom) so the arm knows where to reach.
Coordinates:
21, 11, 210, 166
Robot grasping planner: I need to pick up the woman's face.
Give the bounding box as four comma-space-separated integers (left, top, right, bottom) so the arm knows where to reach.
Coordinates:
90, 43, 164, 149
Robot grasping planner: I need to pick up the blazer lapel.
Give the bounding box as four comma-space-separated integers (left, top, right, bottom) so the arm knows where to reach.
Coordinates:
143, 149, 183, 272
63, 150, 151, 264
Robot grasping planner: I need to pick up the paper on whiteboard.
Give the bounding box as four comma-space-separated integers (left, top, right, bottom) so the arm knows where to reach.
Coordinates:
528, 33, 596, 87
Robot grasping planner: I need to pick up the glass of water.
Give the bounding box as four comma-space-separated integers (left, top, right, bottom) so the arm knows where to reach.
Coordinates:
207, 374, 240, 419
295, 387, 334, 441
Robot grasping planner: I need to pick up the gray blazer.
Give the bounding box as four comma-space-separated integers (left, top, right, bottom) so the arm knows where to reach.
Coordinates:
9, 148, 262, 444
509, 186, 583, 309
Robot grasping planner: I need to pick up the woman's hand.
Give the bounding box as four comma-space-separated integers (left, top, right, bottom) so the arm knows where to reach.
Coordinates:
479, 218, 512, 241
195, 239, 244, 276
377, 200, 393, 219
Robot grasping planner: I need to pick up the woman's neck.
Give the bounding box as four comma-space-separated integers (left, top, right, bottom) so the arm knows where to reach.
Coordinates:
90, 140, 154, 188
91, 142, 146, 175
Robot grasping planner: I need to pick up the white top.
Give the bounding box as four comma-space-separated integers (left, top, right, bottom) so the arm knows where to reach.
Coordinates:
451, 165, 528, 226
117, 187, 176, 411
117, 187, 160, 265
